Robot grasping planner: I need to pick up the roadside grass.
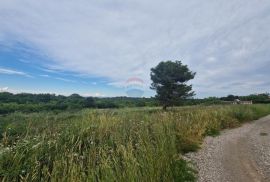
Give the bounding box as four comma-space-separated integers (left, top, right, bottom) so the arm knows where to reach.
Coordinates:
0, 104, 270, 181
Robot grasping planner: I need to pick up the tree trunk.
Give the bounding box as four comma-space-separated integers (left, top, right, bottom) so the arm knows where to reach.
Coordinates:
163, 105, 167, 110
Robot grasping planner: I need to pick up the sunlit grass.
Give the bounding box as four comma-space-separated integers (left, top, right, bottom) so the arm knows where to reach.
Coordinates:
1, 104, 270, 181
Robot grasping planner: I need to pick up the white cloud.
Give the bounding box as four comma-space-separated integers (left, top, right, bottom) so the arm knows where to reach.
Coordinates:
107, 81, 126, 88
40, 74, 77, 83
38, 67, 60, 74
0, 67, 31, 77
40, 74, 50, 78
18, 59, 31, 63
55, 77, 76, 83
0, 0, 270, 97
82, 92, 105, 97
206, 57, 217, 63
0, 87, 8, 92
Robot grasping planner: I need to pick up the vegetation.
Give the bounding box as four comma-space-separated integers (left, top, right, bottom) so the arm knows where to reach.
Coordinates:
1, 92, 270, 115
150, 61, 196, 110
1, 105, 270, 181
0, 92, 158, 114
221, 93, 270, 103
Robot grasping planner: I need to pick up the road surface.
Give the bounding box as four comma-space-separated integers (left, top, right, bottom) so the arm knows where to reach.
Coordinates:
186, 115, 270, 182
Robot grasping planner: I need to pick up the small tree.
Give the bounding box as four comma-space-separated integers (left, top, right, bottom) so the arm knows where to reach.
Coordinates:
150, 61, 196, 110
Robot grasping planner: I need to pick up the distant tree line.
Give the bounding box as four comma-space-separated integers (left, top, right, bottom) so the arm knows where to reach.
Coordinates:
0, 92, 158, 114
220, 93, 270, 103
0, 92, 269, 114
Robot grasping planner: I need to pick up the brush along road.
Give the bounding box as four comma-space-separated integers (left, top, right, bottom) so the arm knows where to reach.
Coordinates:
186, 115, 270, 182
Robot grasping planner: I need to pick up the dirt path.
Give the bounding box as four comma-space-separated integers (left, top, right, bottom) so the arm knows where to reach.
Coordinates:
185, 115, 270, 182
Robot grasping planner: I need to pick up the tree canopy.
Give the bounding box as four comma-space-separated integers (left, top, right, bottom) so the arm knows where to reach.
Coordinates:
150, 61, 196, 109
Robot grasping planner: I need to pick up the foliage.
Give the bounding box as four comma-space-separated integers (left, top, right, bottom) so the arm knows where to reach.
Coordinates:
0, 92, 158, 114
84, 97, 95, 108
221, 93, 270, 103
1, 92, 270, 115
1, 105, 270, 181
150, 61, 196, 109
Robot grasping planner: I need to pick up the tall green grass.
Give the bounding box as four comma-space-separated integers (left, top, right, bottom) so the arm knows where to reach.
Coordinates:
1, 104, 270, 181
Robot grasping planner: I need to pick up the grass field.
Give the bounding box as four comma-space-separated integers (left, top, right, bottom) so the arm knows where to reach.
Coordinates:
1, 105, 270, 181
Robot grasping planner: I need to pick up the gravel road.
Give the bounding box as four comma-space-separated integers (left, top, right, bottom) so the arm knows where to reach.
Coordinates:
185, 115, 270, 182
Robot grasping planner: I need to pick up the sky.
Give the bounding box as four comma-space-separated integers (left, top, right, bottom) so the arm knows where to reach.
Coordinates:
0, 0, 270, 98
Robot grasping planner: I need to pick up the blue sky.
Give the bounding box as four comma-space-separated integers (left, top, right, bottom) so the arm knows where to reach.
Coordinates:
0, 0, 270, 98
0, 43, 126, 97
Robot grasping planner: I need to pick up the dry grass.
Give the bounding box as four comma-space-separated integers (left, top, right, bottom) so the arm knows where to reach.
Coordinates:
1, 104, 270, 181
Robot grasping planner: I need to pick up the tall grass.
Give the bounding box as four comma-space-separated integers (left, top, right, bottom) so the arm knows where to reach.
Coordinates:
1, 104, 270, 181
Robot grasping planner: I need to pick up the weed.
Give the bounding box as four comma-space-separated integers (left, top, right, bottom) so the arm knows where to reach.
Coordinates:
0, 104, 270, 181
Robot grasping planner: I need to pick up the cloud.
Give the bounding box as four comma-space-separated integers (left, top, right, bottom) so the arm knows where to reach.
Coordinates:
0, 67, 31, 77
55, 77, 76, 83
38, 67, 60, 74
82, 92, 106, 97
18, 59, 31, 63
39, 74, 50, 78
40, 74, 77, 83
0, 0, 270, 97
0, 87, 8, 92
107, 81, 126, 88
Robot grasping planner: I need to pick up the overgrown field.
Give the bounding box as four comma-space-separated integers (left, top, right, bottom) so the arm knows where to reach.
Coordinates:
1, 105, 270, 181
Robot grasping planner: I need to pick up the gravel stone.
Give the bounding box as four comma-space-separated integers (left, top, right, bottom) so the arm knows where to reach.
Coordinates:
185, 115, 270, 182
